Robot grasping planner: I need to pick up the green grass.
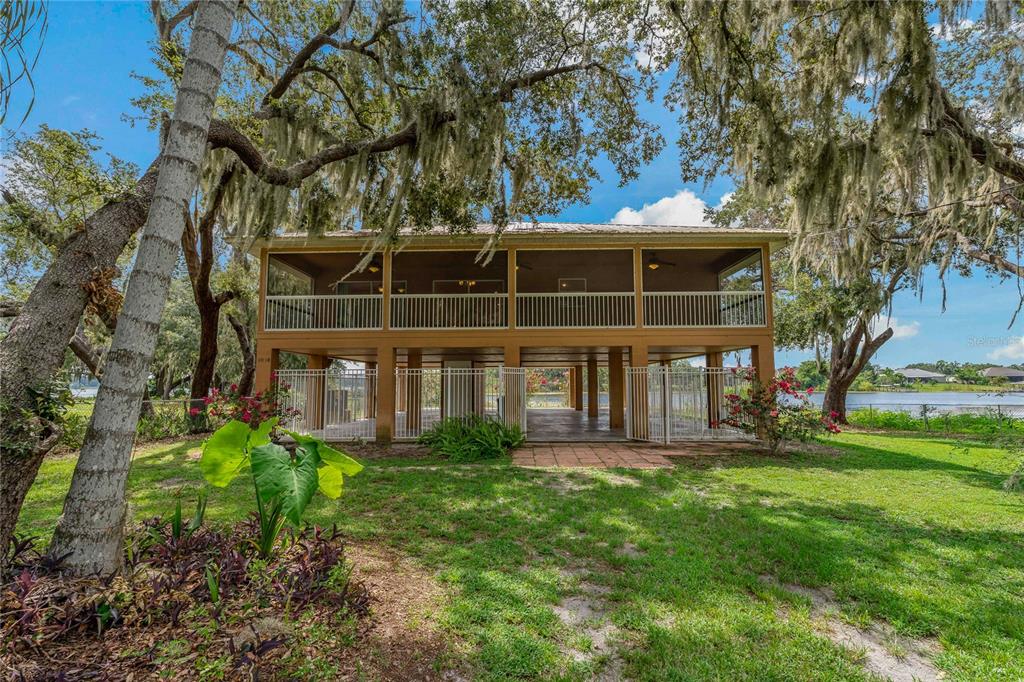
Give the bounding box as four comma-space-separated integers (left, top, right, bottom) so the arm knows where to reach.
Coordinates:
21, 433, 1024, 680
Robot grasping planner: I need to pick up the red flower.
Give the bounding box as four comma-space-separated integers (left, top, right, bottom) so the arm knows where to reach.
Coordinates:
230, 383, 238, 393
806, 387, 814, 395
189, 406, 200, 417
241, 410, 251, 423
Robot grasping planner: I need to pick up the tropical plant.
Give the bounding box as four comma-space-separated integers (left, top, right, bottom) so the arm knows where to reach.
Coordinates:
199, 419, 362, 558
418, 415, 525, 462
718, 368, 840, 456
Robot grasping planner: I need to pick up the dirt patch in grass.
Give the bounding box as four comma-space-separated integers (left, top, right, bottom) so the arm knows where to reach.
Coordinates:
760, 575, 943, 682
554, 567, 625, 679
336, 543, 464, 681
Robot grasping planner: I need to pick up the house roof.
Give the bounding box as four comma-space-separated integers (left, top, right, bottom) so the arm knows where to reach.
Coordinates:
252, 221, 790, 251
982, 366, 1024, 377
895, 368, 948, 379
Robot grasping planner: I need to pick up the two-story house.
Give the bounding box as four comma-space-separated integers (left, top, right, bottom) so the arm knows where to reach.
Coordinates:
252, 222, 787, 443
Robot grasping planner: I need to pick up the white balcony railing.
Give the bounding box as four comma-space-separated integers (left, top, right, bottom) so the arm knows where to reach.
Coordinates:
264, 295, 382, 330
263, 291, 765, 331
516, 292, 635, 328
390, 293, 508, 329
643, 291, 765, 327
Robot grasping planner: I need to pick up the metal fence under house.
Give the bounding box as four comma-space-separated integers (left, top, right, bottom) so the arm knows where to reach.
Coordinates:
394, 367, 527, 440
275, 368, 378, 440
625, 366, 755, 443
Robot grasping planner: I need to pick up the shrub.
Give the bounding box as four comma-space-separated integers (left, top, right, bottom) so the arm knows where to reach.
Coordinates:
718, 367, 839, 455
418, 415, 525, 462
57, 411, 89, 450
201, 376, 300, 429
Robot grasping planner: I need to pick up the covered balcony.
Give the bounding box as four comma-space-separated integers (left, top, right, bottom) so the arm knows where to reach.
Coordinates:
261, 246, 766, 332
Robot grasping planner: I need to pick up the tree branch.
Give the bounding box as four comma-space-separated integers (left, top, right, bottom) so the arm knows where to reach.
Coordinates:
260, 3, 354, 108
953, 230, 1024, 277
209, 60, 602, 187
1, 187, 65, 250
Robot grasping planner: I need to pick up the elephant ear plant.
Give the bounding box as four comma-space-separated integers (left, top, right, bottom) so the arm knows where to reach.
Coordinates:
199, 418, 363, 557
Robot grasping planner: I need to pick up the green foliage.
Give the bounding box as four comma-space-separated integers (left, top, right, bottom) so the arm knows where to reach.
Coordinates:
199, 419, 362, 557
418, 415, 525, 462
848, 408, 1023, 436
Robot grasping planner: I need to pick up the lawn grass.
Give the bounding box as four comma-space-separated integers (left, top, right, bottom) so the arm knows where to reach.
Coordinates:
21, 432, 1024, 681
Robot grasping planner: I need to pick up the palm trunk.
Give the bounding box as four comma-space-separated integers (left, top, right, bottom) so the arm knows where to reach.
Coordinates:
47, 1, 236, 575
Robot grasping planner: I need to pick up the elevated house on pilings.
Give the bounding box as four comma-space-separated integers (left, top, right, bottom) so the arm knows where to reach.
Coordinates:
251, 222, 788, 443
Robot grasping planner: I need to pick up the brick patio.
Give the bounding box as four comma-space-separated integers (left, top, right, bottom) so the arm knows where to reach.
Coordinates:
512, 441, 757, 469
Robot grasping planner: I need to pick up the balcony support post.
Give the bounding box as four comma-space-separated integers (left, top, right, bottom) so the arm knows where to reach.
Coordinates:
705, 351, 723, 429
608, 347, 625, 430
572, 365, 583, 411
587, 357, 599, 419
254, 345, 279, 395
633, 247, 644, 328
382, 249, 393, 330
306, 354, 329, 431
507, 248, 517, 329
375, 346, 396, 443
628, 345, 650, 439
407, 349, 422, 433
751, 344, 775, 384
503, 344, 523, 429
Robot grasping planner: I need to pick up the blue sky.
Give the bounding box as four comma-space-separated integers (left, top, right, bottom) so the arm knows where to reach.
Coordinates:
5, 2, 1024, 368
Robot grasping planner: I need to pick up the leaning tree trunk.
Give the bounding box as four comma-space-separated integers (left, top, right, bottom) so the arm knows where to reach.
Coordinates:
0, 165, 158, 565
47, 1, 235, 575
822, 321, 894, 424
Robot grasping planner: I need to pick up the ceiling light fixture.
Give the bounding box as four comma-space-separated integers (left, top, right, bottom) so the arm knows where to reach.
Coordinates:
647, 253, 676, 270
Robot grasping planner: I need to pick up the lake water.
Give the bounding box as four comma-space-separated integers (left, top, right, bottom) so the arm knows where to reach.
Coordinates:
809, 391, 1024, 415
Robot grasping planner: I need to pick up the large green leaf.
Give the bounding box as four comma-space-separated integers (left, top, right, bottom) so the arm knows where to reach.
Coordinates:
250, 443, 320, 526
284, 430, 363, 477
317, 464, 344, 499
200, 420, 252, 487
251, 417, 279, 448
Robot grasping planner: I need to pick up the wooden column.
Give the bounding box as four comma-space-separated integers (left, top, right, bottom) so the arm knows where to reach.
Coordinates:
382, 249, 393, 330
705, 350, 724, 428
254, 345, 279, 395
503, 344, 523, 429
761, 245, 773, 329
406, 349, 422, 433
366, 361, 378, 418
572, 365, 583, 411
751, 344, 776, 384
375, 346, 396, 443
633, 246, 644, 328
608, 347, 625, 429
587, 357, 599, 419
629, 345, 649, 439
507, 248, 517, 329
306, 354, 329, 430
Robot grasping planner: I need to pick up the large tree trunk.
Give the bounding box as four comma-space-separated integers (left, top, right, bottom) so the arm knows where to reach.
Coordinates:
0, 164, 158, 565
228, 310, 255, 395
823, 321, 894, 424
47, 2, 235, 575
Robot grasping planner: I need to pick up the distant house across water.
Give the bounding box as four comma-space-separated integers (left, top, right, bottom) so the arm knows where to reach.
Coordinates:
982, 366, 1024, 383
895, 368, 951, 383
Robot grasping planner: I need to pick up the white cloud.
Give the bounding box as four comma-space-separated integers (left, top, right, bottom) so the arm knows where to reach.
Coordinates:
61, 94, 81, 106
930, 18, 974, 41
611, 189, 730, 227
871, 315, 920, 340
988, 336, 1024, 362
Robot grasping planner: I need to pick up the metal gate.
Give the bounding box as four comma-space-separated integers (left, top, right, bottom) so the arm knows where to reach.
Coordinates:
394, 366, 528, 440
275, 368, 377, 440
625, 367, 753, 442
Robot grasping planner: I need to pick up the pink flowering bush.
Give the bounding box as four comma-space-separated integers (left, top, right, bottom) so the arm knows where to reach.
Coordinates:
203, 373, 301, 428
718, 367, 839, 455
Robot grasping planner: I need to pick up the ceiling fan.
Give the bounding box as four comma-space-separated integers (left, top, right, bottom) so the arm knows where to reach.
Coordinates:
646, 252, 676, 270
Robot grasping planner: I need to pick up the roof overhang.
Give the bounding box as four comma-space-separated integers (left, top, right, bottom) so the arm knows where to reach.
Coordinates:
249, 222, 790, 256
